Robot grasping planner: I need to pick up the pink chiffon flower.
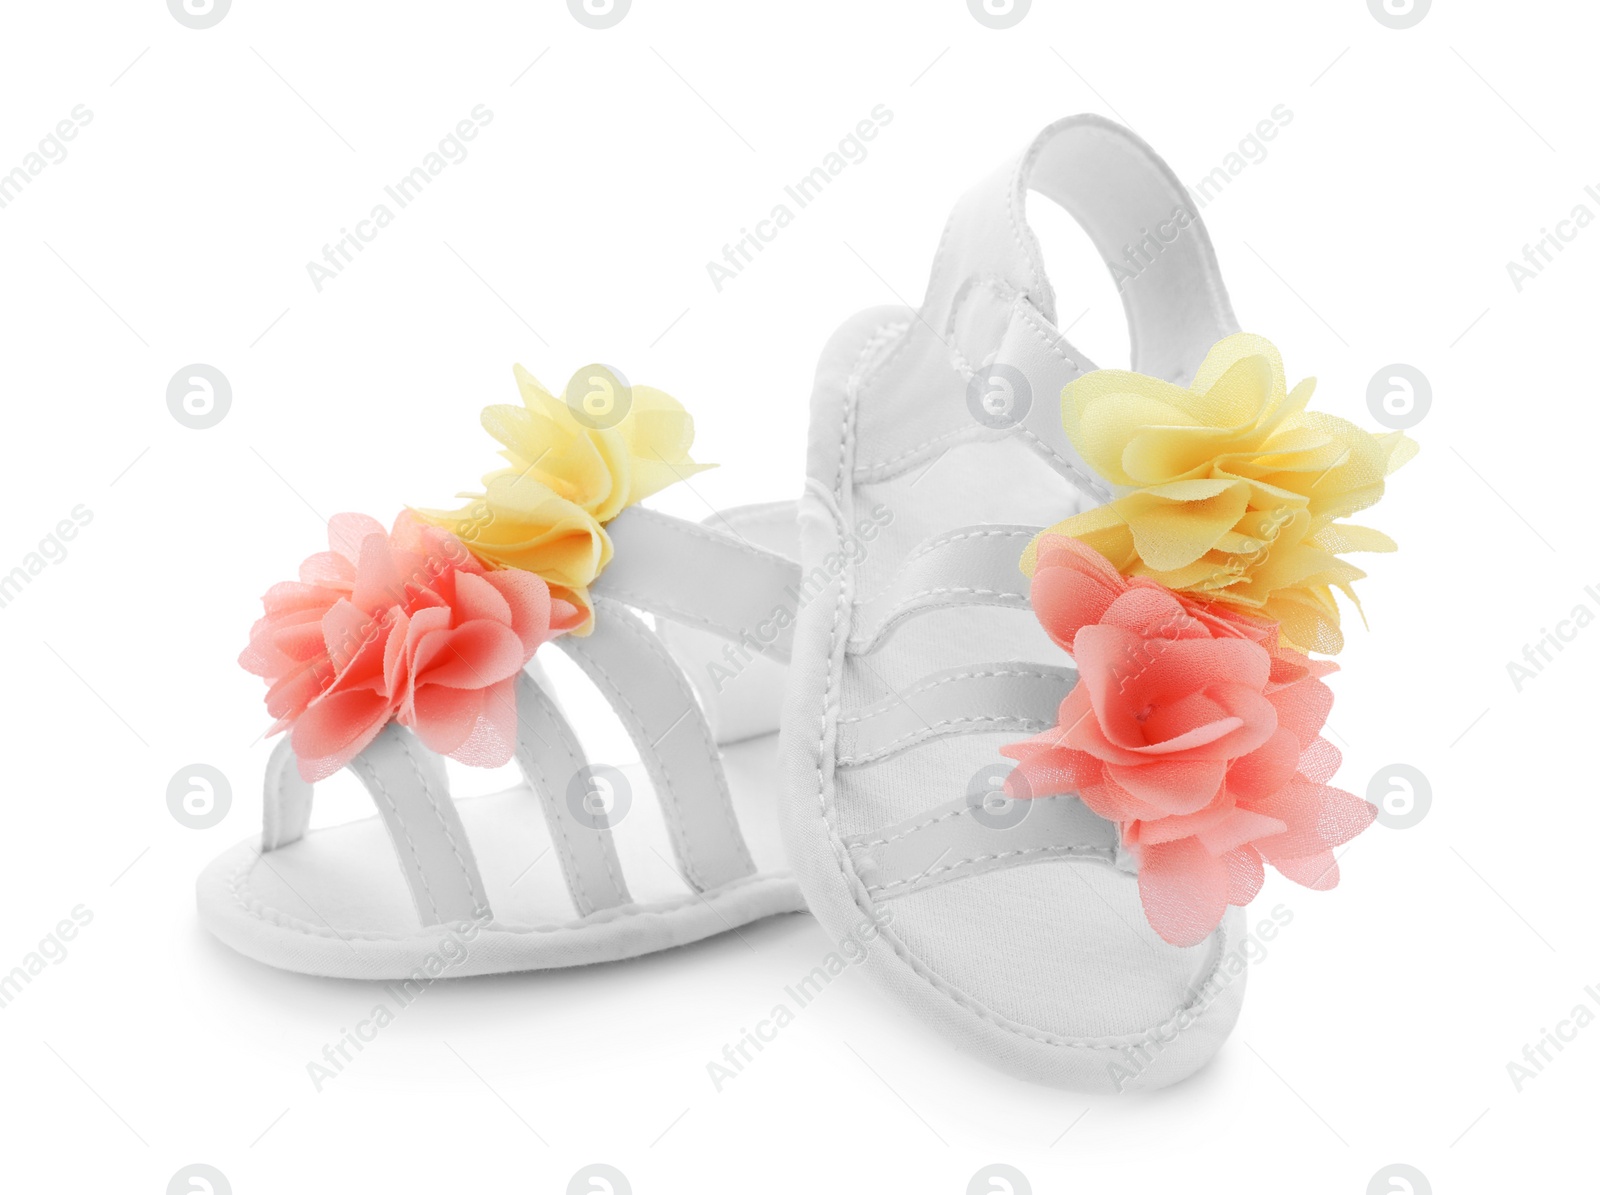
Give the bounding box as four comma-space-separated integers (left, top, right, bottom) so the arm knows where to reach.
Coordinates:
1001, 536, 1375, 947
240, 511, 582, 782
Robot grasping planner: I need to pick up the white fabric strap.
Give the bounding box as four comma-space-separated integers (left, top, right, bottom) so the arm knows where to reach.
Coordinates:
593, 506, 800, 662
848, 524, 1038, 655
261, 725, 490, 926
924, 112, 1237, 385
845, 790, 1119, 900
654, 502, 800, 746
558, 597, 758, 892
852, 115, 1238, 491
512, 671, 631, 916
257, 683, 630, 925
835, 661, 1076, 768
261, 736, 313, 851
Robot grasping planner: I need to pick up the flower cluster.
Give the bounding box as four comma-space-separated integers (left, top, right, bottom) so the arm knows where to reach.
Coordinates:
241, 367, 708, 781
1024, 333, 1415, 655
1003, 336, 1411, 946
416, 365, 711, 631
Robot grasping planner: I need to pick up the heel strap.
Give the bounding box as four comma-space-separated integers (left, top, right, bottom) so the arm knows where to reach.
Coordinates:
923, 113, 1237, 385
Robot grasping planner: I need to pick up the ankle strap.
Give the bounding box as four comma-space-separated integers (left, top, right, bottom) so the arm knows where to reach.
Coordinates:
923, 114, 1237, 385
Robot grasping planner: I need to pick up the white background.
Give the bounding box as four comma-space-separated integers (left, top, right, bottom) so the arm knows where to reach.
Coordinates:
1, 0, 1593, 1191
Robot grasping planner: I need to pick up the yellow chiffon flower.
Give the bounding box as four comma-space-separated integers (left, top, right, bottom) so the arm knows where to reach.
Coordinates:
417, 365, 713, 632
1022, 334, 1416, 655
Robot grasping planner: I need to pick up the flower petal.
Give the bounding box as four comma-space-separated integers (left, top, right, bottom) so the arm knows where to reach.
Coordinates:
290, 689, 395, 781
1223, 845, 1266, 905
1137, 837, 1230, 947
1106, 758, 1227, 816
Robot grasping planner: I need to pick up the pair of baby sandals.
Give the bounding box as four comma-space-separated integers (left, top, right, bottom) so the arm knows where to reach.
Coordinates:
200, 116, 1413, 1092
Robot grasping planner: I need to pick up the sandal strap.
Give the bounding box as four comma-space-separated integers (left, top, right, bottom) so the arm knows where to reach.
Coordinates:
852, 117, 1238, 494
924, 113, 1236, 385
594, 507, 800, 661
261, 725, 490, 926
835, 661, 1073, 768
261, 736, 313, 852
512, 670, 632, 916
845, 791, 1119, 901
559, 597, 758, 892
849, 523, 1039, 654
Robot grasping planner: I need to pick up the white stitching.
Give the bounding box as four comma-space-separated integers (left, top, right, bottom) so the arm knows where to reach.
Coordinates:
611, 607, 761, 876
607, 602, 757, 879
838, 666, 1071, 724
351, 751, 441, 924
838, 715, 1053, 768
869, 845, 1116, 894
563, 621, 706, 891
1006, 150, 1044, 304
853, 424, 983, 478
843, 793, 1087, 850
515, 679, 602, 916
849, 586, 1029, 654
904, 525, 1036, 563
395, 731, 490, 917
847, 806, 971, 848
566, 604, 757, 889
1017, 293, 1082, 371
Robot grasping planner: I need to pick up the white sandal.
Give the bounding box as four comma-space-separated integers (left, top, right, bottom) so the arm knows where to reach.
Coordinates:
779, 116, 1407, 1089
198, 369, 807, 980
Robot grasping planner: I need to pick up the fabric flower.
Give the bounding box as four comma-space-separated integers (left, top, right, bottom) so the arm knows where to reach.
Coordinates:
1001, 536, 1375, 946
240, 511, 582, 782
1023, 334, 1416, 654
416, 365, 712, 631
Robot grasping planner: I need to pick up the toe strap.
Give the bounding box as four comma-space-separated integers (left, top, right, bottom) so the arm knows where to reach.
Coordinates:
835, 661, 1076, 768
261, 724, 490, 927
845, 791, 1120, 901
